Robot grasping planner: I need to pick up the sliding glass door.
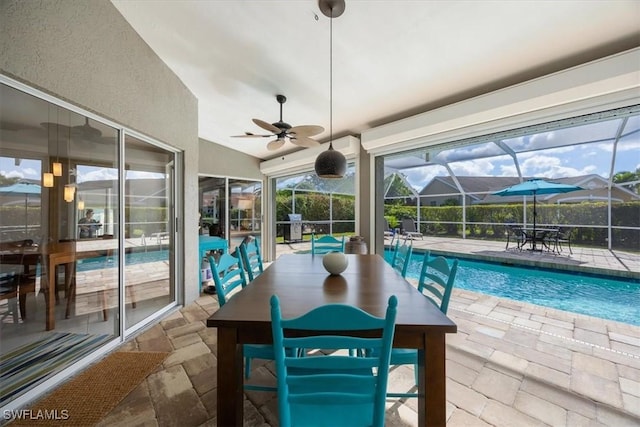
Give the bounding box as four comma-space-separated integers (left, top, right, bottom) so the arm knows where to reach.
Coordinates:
198, 176, 262, 257
0, 80, 180, 408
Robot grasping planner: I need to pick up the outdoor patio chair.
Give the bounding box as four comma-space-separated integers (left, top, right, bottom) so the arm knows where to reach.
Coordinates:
505, 224, 526, 251
311, 234, 345, 255
270, 294, 397, 427
401, 218, 422, 240
554, 227, 574, 254
383, 218, 395, 240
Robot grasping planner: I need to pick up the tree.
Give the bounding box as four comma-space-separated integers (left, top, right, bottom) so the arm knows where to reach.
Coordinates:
613, 168, 640, 194
0, 174, 19, 187
384, 173, 415, 206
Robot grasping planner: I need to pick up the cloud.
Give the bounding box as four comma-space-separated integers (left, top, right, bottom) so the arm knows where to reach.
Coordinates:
404, 166, 446, 191
126, 171, 165, 179
449, 159, 495, 176
3, 169, 24, 179
77, 168, 118, 183
520, 154, 596, 178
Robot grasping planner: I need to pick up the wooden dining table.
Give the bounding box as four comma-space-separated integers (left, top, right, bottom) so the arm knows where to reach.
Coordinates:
206, 253, 457, 426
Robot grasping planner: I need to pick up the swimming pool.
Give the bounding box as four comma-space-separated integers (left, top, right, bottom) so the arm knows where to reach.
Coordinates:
386, 250, 640, 326
76, 249, 169, 272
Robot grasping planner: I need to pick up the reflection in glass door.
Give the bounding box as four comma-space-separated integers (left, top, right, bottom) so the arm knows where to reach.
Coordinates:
229, 179, 262, 250
1, 80, 180, 409
198, 176, 262, 260
124, 134, 175, 328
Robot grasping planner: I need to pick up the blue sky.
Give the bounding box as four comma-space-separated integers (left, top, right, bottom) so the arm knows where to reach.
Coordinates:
401, 124, 640, 191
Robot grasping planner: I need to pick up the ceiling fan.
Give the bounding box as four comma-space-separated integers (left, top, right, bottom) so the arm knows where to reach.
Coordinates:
232, 94, 324, 151
39, 117, 103, 142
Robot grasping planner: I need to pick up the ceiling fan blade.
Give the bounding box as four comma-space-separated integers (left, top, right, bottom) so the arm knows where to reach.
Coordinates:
231, 132, 272, 138
288, 125, 324, 137
252, 118, 281, 134
40, 122, 73, 134
290, 135, 320, 148
267, 139, 285, 151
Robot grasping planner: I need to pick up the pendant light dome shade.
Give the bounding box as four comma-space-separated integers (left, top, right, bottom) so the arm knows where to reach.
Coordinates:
315, 143, 347, 178
315, 0, 347, 179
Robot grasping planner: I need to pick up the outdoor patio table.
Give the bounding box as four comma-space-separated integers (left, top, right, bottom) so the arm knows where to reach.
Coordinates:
522, 227, 559, 252
206, 253, 457, 427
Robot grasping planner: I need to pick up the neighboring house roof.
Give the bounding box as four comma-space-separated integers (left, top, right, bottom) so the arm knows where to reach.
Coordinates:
418, 174, 640, 204
419, 176, 522, 203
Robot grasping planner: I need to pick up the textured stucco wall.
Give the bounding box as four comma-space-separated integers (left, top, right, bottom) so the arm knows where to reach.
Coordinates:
0, 0, 201, 304
199, 138, 263, 180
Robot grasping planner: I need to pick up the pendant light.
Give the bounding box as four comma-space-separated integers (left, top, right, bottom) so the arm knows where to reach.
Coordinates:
314, 0, 347, 179
52, 161, 62, 177
43, 172, 54, 188
63, 113, 75, 203
42, 108, 55, 186
52, 109, 63, 176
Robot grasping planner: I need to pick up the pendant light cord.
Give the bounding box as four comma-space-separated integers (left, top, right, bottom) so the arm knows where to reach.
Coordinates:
329, 8, 333, 149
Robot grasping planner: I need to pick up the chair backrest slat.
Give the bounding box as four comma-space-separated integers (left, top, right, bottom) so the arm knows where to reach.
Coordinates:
209, 252, 246, 306
271, 294, 397, 427
417, 251, 458, 314
311, 234, 345, 255
239, 237, 264, 282
390, 238, 412, 277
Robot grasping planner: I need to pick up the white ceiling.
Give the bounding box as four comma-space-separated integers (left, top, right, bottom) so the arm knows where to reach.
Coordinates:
111, 0, 640, 161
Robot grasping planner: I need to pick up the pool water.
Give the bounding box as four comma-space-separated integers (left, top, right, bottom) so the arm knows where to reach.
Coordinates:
76, 249, 169, 272
385, 250, 640, 326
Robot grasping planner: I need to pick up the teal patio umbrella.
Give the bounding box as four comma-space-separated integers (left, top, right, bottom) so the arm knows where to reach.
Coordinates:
493, 178, 582, 250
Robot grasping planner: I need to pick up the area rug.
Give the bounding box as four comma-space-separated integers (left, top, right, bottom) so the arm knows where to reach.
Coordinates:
9, 351, 168, 426
1, 332, 111, 407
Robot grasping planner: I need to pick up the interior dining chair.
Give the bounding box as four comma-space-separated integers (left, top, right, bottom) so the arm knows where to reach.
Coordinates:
239, 237, 263, 282
383, 250, 459, 398
209, 251, 275, 390
310, 234, 345, 255
0, 272, 20, 323
390, 237, 412, 277
270, 294, 398, 427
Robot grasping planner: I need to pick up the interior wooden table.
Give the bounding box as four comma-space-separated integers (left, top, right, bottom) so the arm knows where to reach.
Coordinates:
45, 240, 116, 330
206, 253, 457, 426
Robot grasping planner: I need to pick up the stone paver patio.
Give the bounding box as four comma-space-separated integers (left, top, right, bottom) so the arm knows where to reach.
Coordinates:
96, 236, 640, 426
97, 287, 640, 426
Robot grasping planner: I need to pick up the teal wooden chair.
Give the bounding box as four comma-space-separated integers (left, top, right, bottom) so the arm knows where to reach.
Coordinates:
311, 234, 345, 255
390, 238, 412, 277
383, 251, 459, 398
270, 294, 398, 427
239, 237, 264, 282
209, 252, 275, 390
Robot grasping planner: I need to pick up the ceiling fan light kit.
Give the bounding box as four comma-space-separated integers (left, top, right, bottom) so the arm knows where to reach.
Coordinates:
314, 0, 347, 179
